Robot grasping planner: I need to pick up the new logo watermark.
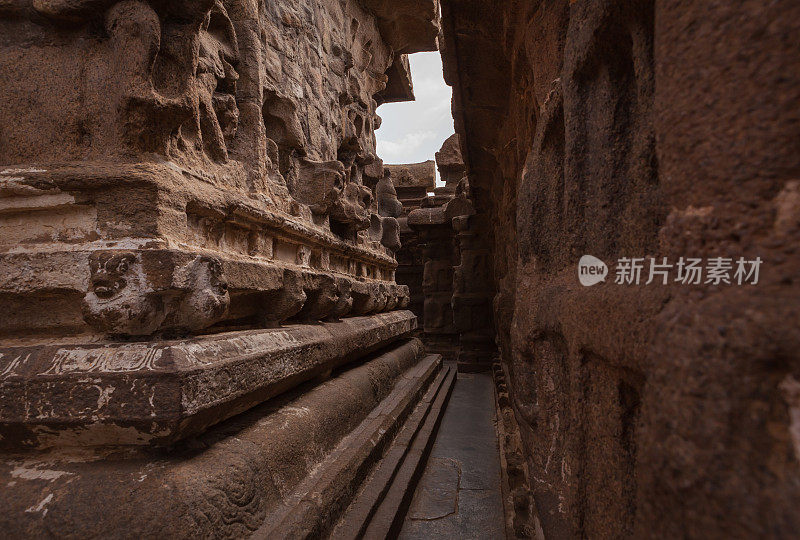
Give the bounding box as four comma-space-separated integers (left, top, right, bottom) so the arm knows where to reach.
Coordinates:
578, 255, 608, 286
577, 256, 762, 286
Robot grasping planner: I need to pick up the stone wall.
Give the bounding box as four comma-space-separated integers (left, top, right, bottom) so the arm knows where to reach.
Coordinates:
391, 138, 494, 365
0, 0, 441, 347
0, 0, 440, 439
441, 0, 800, 537
0, 0, 444, 535
391, 160, 436, 326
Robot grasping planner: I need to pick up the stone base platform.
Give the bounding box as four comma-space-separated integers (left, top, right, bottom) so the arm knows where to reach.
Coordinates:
0, 335, 450, 538
0, 311, 416, 449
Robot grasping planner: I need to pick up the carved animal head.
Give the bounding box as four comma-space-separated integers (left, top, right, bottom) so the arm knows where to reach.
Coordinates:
171, 256, 230, 331
292, 158, 347, 214
330, 182, 372, 231
82, 251, 166, 336
89, 252, 137, 299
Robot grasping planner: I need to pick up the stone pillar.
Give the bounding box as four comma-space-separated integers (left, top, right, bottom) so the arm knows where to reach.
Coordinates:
418, 219, 459, 357
452, 213, 496, 370
390, 160, 437, 326
396, 136, 497, 363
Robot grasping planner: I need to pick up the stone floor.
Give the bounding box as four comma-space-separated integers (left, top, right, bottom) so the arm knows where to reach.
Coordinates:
399, 369, 505, 539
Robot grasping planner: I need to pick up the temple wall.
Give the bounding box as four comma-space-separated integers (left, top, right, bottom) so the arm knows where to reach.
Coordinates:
0, 1, 446, 536
0, 0, 436, 346
389, 160, 436, 326
441, 0, 800, 536
391, 139, 495, 366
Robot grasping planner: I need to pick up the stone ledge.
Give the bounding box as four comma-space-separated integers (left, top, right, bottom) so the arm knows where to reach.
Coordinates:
0, 247, 410, 339
0, 163, 399, 267
385, 161, 436, 190
0, 337, 427, 538
0, 311, 417, 449
359, 0, 440, 54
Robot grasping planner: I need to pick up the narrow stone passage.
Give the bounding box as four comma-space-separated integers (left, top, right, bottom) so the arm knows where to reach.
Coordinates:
400, 369, 505, 539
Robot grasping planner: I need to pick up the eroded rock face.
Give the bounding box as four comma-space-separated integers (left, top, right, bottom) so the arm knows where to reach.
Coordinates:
441, 0, 800, 537
0, 0, 430, 344
0, 0, 437, 457
435, 134, 464, 187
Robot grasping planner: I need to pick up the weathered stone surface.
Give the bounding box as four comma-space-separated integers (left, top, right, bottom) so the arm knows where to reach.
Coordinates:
0, 311, 416, 449
0, 0, 441, 346
385, 161, 436, 190
377, 173, 404, 218
400, 372, 506, 539
358, 0, 441, 54
492, 362, 542, 538
0, 337, 428, 538
379, 54, 416, 104
434, 134, 465, 187
263, 355, 452, 539
440, 0, 800, 537
0, 2, 442, 534
394, 140, 483, 363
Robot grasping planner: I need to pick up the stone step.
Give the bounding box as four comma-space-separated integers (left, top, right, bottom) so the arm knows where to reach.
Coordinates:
398, 371, 506, 540
333, 364, 457, 540
252, 354, 449, 539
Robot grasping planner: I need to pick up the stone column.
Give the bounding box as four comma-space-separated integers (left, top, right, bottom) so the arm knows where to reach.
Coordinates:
452, 213, 496, 370
419, 219, 460, 357
389, 160, 437, 326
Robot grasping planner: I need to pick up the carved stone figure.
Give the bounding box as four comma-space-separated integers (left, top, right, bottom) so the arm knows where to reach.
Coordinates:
82, 253, 230, 336
328, 277, 354, 319
377, 172, 403, 218
259, 269, 307, 326
196, 1, 240, 161
0, 0, 440, 534
82, 252, 166, 336
169, 256, 230, 332
380, 216, 402, 252
292, 158, 347, 214
330, 182, 373, 233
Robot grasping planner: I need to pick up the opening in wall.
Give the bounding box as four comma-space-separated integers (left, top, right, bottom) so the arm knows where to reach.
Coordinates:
376, 52, 453, 187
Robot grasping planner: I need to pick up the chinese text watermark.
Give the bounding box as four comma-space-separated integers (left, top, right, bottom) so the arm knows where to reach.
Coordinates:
578, 256, 762, 287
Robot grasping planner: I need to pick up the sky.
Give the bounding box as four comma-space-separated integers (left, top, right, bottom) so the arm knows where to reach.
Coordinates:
375, 52, 454, 178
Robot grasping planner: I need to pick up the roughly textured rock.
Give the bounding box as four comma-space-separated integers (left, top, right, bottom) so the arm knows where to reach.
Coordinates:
441, 0, 800, 537
358, 0, 441, 54
386, 161, 436, 190
0, 0, 439, 535
434, 134, 465, 187
378, 54, 415, 104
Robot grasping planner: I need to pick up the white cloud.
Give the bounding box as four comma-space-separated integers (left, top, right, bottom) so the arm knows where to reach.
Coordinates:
377, 130, 437, 162
375, 51, 454, 184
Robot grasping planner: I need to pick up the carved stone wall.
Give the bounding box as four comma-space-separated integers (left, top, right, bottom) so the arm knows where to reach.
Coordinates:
0, 1, 440, 348
0, 1, 442, 534
0, 0, 441, 444
441, 0, 800, 537
390, 160, 436, 326
394, 138, 492, 365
